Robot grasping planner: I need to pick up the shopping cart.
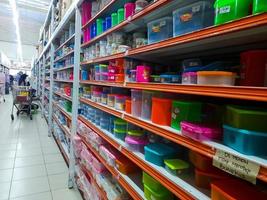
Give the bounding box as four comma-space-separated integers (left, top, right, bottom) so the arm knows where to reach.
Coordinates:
0, 82, 5, 103
11, 85, 33, 120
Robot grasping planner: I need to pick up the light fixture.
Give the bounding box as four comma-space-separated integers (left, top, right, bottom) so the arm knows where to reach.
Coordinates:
9, 0, 23, 64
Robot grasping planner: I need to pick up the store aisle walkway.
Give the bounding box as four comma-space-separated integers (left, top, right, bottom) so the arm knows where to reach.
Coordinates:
0, 95, 82, 200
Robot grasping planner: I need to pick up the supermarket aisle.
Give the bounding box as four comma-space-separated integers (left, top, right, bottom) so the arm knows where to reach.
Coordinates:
0, 95, 82, 200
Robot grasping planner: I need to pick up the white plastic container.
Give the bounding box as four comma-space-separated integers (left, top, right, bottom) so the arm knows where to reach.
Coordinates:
197, 71, 236, 86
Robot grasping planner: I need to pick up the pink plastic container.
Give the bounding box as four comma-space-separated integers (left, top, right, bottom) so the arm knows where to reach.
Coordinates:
108, 73, 115, 82
182, 72, 197, 84
80, 149, 93, 170
181, 121, 222, 141
108, 65, 116, 74
136, 65, 151, 82
125, 3, 136, 18
99, 145, 118, 167
92, 156, 106, 173
82, 1, 92, 26
83, 28, 91, 43
125, 135, 149, 152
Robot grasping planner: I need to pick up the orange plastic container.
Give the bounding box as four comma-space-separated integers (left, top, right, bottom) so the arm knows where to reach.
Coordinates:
195, 168, 229, 189
115, 156, 138, 174
115, 74, 124, 82
125, 99, 132, 114
189, 150, 221, 172
151, 97, 172, 126
211, 179, 267, 200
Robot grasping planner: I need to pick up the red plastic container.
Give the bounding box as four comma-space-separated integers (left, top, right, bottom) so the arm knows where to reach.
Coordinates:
240, 50, 267, 86
125, 99, 132, 114
211, 179, 267, 200
115, 74, 124, 83
151, 97, 172, 126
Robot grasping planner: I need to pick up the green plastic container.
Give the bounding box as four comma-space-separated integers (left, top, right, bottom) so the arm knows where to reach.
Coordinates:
65, 101, 72, 113
253, 0, 267, 14
114, 128, 126, 140
111, 13, 118, 27
164, 159, 190, 176
96, 18, 103, 35
144, 184, 173, 200
225, 105, 267, 132
171, 101, 202, 131
142, 172, 168, 191
127, 130, 144, 137
117, 8, 125, 23
114, 118, 127, 131
214, 0, 252, 25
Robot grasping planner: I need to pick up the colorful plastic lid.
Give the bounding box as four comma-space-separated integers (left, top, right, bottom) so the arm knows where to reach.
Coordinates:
164, 159, 189, 170
114, 128, 126, 134
127, 130, 144, 136
144, 143, 177, 156
160, 74, 180, 78
197, 71, 235, 76
114, 118, 127, 125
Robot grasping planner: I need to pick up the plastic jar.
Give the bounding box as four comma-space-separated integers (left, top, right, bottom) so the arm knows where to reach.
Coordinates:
125, 3, 136, 18
111, 13, 118, 27
107, 94, 115, 107
117, 8, 125, 23
131, 89, 142, 117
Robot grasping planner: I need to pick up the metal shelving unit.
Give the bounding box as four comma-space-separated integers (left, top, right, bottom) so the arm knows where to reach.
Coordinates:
35, 0, 267, 199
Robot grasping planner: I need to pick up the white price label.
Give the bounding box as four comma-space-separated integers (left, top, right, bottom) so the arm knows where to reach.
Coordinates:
213, 149, 260, 184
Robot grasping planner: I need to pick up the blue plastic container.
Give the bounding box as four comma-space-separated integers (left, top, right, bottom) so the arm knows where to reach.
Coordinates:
160, 74, 181, 83
147, 17, 173, 44
102, 20, 106, 32
81, 70, 88, 80
173, 1, 214, 37
100, 118, 109, 130
144, 143, 177, 166
105, 16, 112, 30
90, 22, 97, 38
223, 125, 267, 157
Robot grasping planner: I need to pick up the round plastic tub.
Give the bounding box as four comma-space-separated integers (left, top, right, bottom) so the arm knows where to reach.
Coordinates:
151, 97, 172, 126
197, 71, 236, 86
125, 99, 132, 114
114, 118, 127, 131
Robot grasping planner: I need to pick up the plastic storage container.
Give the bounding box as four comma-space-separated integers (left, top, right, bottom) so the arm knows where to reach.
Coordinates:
136, 66, 151, 82
225, 105, 267, 132
100, 72, 108, 81
96, 18, 103, 35
111, 13, 118, 27
141, 91, 154, 120
117, 8, 125, 23
127, 130, 144, 138
115, 95, 126, 111
107, 94, 115, 107
253, 0, 267, 14
197, 71, 236, 85
100, 118, 109, 130
173, 1, 214, 36
211, 179, 267, 200
240, 50, 267, 86
160, 74, 181, 83
114, 128, 126, 140
114, 118, 127, 131
125, 135, 149, 152
150, 75, 161, 82
90, 22, 97, 38
151, 97, 172, 126
144, 143, 177, 166
223, 125, 267, 156
181, 121, 222, 141
115, 156, 137, 174
182, 72, 197, 84
171, 100, 202, 130
105, 16, 112, 30
144, 184, 173, 200
164, 159, 190, 176
125, 3, 136, 18
131, 89, 142, 117
129, 70, 137, 82
115, 74, 124, 83
182, 58, 202, 70
81, 70, 88, 80
214, 0, 252, 25
125, 99, 132, 114
195, 168, 229, 189
147, 17, 173, 44
135, 0, 149, 12
142, 172, 167, 191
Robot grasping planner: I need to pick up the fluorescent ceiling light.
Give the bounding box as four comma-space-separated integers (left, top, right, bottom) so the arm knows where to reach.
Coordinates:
9, 0, 23, 63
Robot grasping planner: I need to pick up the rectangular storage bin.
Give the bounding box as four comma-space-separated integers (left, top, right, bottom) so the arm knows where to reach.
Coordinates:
211, 179, 267, 200
151, 97, 172, 126
115, 95, 126, 111
150, 75, 161, 82
223, 125, 267, 156
195, 168, 229, 189
253, 0, 267, 14
214, 0, 252, 25
197, 71, 236, 85
115, 156, 137, 175
125, 99, 132, 114
164, 159, 189, 176
173, 1, 214, 37
160, 74, 181, 83
125, 135, 149, 153
144, 184, 173, 200
182, 72, 197, 84
131, 89, 142, 117
144, 143, 177, 166
225, 105, 267, 132
181, 121, 222, 141
141, 91, 154, 120
136, 66, 151, 82
142, 172, 166, 191
171, 100, 202, 131
147, 17, 173, 44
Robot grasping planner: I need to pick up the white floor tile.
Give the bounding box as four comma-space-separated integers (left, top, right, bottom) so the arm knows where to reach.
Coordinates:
42, 147, 60, 155
0, 144, 17, 151
16, 147, 43, 158
9, 192, 52, 200
0, 169, 13, 183
0, 150, 16, 159
46, 162, 68, 175
48, 173, 69, 190
0, 158, 14, 170
52, 189, 82, 200
10, 176, 50, 198
44, 154, 64, 164
13, 165, 47, 181
15, 156, 44, 168
0, 182, 10, 200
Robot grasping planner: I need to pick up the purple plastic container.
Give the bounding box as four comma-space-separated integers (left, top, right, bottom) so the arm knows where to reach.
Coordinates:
182, 72, 197, 84
125, 136, 149, 152
181, 121, 222, 141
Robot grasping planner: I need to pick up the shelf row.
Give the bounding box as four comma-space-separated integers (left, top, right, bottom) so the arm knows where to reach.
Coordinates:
53, 114, 72, 139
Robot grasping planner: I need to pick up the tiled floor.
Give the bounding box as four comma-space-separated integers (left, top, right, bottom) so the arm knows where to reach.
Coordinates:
0, 95, 82, 200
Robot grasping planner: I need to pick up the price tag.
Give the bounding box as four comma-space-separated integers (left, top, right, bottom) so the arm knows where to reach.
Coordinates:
213, 149, 260, 184
124, 50, 129, 56
121, 113, 125, 119
118, 145, 122, 152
